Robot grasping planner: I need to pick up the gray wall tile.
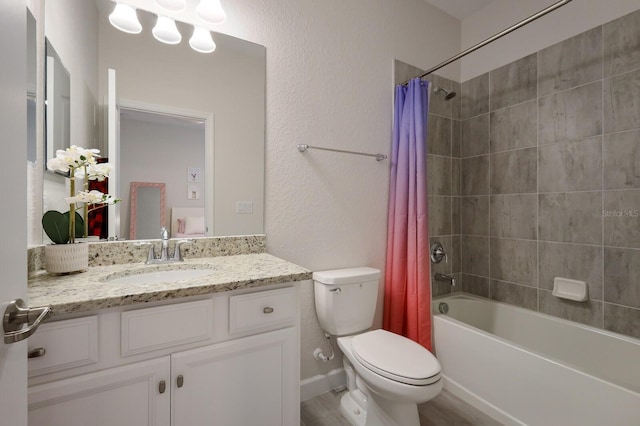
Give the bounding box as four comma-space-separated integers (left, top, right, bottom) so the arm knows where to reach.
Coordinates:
604, 130, 640, 189
461, 235, 489, 277
539, 290, 603, 327
490, 147, 537, 194
489, 194, 537, 239
539, 81, 602, 144
452, 196, 460, 235
427, 114, 452, 156
604, 69, 640, 134
461, 114, 489, 157
603, 303, 640, 339
428, 196, 451, 237
538, 27, 603, 96
539, 192, 603, 244
427, 155, 452, 196
490, 238, 538, 286
452, 119, 462, 158
462, 274, 489, 298
604, 247, 640, 309
432, 277, 454, 298
461, 196, 489, 236
451, 235, 461, 273
538, 136, 603, 192
490, 100, 537, 153
603, 190, 640, 248
603, 8, 640, 77
452, 81, 462, 120
538, 241, 603, 300
490, 53, 537, 111
451, 159, 461, 197
461, 73, 489, 119
490, 280, 538, 310
461, 155, 489, 196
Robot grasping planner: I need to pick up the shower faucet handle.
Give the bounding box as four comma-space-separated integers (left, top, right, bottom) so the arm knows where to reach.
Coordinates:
430, 243, 447, 264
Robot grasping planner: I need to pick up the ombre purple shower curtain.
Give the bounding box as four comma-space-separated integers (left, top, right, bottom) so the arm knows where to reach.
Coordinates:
383, 78, 432, 350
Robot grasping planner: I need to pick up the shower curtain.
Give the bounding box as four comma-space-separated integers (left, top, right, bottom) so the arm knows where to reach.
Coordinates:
383, 78, 432, 350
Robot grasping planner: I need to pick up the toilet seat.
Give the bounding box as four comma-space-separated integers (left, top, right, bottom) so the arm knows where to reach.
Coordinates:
351, 329, 441, 386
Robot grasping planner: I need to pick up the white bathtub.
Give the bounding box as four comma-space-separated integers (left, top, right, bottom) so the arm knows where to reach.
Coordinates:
432, 294, 640, 426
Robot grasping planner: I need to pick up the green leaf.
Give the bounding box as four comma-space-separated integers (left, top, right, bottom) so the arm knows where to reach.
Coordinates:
63, 211, 85, 238
42, 211, 69, 244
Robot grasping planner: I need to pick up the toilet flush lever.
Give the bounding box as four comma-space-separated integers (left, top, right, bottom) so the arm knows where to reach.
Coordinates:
329, 288, 342, 294
430, 243, 447, 264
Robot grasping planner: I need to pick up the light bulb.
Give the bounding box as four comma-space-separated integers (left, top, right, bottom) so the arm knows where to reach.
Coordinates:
195, 0, 227, 25
108, 3, 142, 34
152, 16, 182, 45
154, 0, 186, 12
189, 27, 216, 53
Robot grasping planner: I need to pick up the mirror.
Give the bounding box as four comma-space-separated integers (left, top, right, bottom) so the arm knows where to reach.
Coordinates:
45, 39, 71, 165
39, 0, 266, 243
129, 182, 166, 240
27, 9, 37, 163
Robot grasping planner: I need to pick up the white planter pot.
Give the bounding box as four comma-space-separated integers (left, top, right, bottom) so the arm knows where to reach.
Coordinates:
44, 243, 89, 274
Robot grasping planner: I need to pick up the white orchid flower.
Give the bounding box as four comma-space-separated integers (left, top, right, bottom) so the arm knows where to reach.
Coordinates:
74, 163, 113, 181
66, 190, 119, 206
47, 146, 101, 173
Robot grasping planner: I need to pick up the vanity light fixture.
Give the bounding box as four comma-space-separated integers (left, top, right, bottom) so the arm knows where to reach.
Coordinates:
108, 3, 142, 34
152, 16, 182, 45
154, 0, 186, 13
195, 0, 227, 25
189, 27, 216, 53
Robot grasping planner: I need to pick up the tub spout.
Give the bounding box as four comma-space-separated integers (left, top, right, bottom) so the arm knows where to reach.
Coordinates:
434, 273, 456, 286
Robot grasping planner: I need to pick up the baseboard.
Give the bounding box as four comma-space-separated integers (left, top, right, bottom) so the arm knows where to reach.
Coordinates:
300, 368, 346, 401
442, 375, 524, 426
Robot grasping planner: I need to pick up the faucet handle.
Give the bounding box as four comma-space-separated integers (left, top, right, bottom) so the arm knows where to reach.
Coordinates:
135, 242, 156, 263
173, 239, 193, 261
161, 227, 169, 239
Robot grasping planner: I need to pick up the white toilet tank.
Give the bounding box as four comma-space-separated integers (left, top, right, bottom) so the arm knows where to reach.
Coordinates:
313, 267, 381, 336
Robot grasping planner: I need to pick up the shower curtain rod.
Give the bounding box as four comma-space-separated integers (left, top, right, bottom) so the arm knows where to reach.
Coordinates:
402, 0, 573, 85
297, 144, 388, 161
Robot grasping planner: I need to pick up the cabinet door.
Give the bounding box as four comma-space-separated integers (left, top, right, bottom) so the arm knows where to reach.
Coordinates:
28, 357, 170, 426
172, 327, 298, 426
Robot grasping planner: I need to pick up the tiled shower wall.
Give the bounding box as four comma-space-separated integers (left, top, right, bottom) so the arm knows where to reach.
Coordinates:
458, 9, 640, 339
394, 61, 462, 298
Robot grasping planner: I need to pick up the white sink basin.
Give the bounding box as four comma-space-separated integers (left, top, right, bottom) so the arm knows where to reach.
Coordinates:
104, 268, 214, 285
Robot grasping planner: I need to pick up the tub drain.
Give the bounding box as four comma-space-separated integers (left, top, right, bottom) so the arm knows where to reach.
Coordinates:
438, 302, 449, 314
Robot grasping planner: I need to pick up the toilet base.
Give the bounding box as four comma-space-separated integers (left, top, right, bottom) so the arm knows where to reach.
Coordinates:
340, 390, 367, 426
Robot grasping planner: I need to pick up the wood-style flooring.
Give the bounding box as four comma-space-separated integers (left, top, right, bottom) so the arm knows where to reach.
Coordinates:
300, 389, 503, 426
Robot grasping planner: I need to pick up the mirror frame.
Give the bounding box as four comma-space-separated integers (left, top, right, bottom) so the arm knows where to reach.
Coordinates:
129, 181, 166, 240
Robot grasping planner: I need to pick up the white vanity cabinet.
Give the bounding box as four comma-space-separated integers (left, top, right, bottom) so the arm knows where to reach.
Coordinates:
27, 285, 300, 426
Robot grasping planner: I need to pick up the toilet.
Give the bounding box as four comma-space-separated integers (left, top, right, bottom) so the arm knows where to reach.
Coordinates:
314, 267, 442, 426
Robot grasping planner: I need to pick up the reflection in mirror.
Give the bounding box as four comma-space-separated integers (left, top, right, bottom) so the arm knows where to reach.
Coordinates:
45, 39, 70, 164
27, 9, 37, 163
120, 108, 205, 240
38, 0, 266, 243
129, 182, 166, 240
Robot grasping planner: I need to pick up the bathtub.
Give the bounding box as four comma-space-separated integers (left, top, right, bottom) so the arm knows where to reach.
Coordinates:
432, 294, 640, 426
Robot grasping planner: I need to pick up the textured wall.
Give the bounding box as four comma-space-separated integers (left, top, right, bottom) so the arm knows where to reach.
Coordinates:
459, 9, 640, 340
214, 0, 461, 381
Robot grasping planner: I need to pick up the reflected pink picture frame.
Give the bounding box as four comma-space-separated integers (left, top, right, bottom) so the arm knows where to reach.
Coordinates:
129, 182, 166, 240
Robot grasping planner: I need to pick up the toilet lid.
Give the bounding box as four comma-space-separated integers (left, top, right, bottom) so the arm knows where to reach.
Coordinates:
351, 329, 441, 386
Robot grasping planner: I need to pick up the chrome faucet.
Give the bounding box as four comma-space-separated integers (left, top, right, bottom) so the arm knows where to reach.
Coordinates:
160, 227, 170, 260
140, 228, 192, 264
434, 273, 456, 286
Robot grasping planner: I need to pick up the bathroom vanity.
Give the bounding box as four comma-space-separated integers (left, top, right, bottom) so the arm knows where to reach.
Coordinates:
26, 243, 310, 426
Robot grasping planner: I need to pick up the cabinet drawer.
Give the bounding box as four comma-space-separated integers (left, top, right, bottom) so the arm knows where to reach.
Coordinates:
121, 299, 213, 357
28, 316, 98, 377
229, 287, 296, 334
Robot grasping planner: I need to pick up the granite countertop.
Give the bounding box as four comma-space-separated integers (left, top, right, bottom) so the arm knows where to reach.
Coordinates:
28, 253, 311, 316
